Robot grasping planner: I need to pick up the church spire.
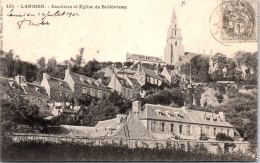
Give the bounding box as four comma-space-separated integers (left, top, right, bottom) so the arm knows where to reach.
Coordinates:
171, 5, 177, 25
164, 5, 184, 65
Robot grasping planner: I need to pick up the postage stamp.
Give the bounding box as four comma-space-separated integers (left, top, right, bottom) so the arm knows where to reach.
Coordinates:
221, 0, 258, 42
210, 0, 258, 44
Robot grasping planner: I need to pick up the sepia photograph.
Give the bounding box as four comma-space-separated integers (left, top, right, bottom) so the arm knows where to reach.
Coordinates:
0, 0, 258, 161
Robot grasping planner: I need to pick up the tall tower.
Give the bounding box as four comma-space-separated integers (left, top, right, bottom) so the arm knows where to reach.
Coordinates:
164, 6, 184, 65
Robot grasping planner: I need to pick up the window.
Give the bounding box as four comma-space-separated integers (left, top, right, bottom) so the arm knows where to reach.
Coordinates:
206, 127, 209, 135
227, 129, 230, 136
91, 89, 95, 96
171, 124, 174, 133
59, 82, 64, 88
161, 123, 165, 132
151, 122, 156, 132
214, 128, 217, 136
213, 117, 217, 121
179, 125, 183, 134
158, 112, 162, 116
175, 41, 177, 46
98, 91, 102, 98
37, 99, 42, 105
187, 125, 191, 135
83, 87, 87, 93
206, 117, 210, 121
35, 87, 40, 93
175, 30, 176, 36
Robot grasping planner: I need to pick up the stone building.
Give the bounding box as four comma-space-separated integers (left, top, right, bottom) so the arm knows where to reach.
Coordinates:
164, 6, 184, 65
108, 73, 135, 99
160, 66, 180, 85
139, 103, 236, 140
126, 53, 165, 66
91, 101, 236, 141
41, 73, 74, 116
0, 75, 50, 116
90, 101, 154, 139
64, 68, 110, 99
15, 75, 50, 114
134, 64, 166, 86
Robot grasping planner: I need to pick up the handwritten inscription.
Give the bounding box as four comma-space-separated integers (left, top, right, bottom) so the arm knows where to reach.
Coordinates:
7, 9, 80, 29
17, 18, 50, 29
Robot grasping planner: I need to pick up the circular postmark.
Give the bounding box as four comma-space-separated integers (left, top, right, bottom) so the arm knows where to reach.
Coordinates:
209, 0, 257, 45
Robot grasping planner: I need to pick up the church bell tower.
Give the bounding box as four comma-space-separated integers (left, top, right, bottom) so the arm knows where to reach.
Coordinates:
164, 6, 184, 65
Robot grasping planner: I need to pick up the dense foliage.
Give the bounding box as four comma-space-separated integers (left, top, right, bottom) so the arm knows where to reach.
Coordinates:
0, 89, 45, 135
1, 138, 255, 161
50, 91, 132, 127
216, 133, 234, 141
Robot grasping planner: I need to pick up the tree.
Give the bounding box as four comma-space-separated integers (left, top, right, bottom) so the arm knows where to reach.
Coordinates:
181, 55, 211, 83
82, 59, 102, 78
123, 62, 133, 68
0, 89, 43, 134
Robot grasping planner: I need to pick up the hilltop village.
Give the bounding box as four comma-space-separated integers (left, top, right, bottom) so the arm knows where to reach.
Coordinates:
0, 6, 257, 155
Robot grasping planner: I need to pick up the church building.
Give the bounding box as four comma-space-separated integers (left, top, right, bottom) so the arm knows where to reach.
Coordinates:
164, 6, 184, 65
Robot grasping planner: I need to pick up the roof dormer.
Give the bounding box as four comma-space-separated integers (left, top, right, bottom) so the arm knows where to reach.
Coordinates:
9, 81, 15, 88
165, 111, 173, 117
59, 82, 64, 88
35, 87, 40, 93
87, 79, 92, 85
155, 110, 163, 116
79, 76, 85, 82
174, 111, 181, 118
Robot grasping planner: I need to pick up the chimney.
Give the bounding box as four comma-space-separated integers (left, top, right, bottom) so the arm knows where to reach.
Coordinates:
137, 62, 141, 73
218, 112, 225, 121
15, 75, 26, 85
116, 114, 126, 124
163, 65, 167, 71
181, 106, 189, 114
43, 73, 49, 80
65, 66, 70, 75
132, 101, 141, 113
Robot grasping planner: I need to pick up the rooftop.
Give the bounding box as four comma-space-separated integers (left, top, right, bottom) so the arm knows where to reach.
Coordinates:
140, 104, 233, 128
126, 53, 164, 63
70, 72, 109, 92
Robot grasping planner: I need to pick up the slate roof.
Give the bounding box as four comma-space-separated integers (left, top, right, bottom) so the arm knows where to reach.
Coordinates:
22, 82, 49, 99
140, 104, 193, 123
117, 68, 135, 75
0, 76, 21, 91
47, 76, 73, 93
126, 53, 165, 63
128, 77, 141, 86
91, 118, 124, 137
140, 67, 165, 81
140, 104, 233, 128
117, 76, 132, 89
70, 72, 109, 92
187, 110, 233, 127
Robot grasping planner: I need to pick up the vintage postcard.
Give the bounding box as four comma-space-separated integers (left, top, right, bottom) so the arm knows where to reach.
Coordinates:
0, 0, 258, 161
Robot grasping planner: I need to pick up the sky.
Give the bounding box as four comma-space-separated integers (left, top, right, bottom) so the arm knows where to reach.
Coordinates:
2, 0, 258, 63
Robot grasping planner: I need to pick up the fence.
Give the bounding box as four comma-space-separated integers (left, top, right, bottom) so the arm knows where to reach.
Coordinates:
7, 133, 249, 155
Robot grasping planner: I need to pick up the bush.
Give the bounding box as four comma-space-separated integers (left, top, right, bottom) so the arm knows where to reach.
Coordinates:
0, 139, 255, 161
216, 133, 234, 141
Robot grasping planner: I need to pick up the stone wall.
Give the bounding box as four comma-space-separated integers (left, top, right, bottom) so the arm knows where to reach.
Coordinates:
7, 133, 249, 155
